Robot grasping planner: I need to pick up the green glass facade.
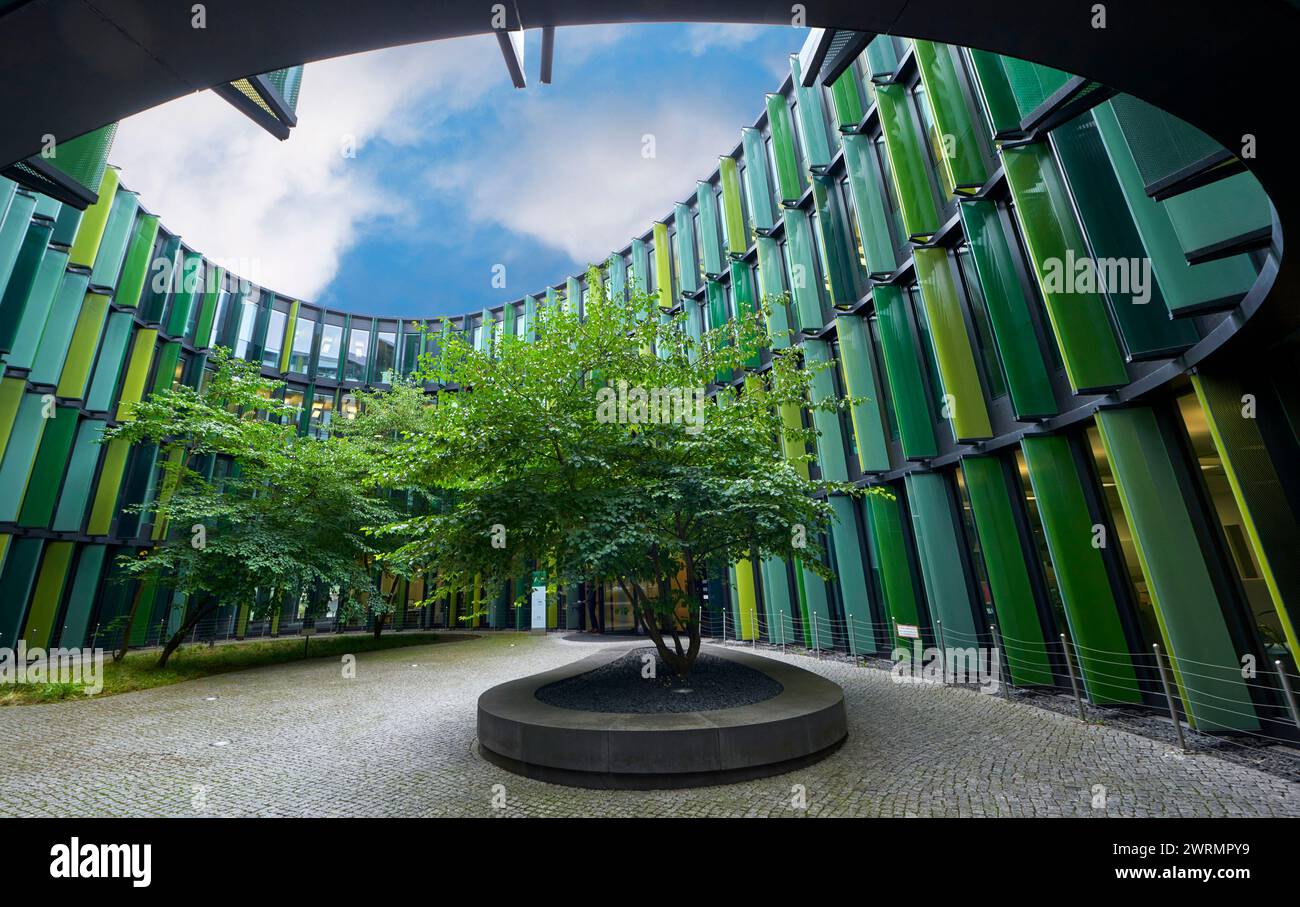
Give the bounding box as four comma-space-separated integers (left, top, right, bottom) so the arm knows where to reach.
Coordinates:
0, 33, 1294, 740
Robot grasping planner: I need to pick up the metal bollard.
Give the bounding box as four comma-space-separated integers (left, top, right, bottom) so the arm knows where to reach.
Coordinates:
1153, 643, 1188, 752
779, 610, 785, 654
1060, 633, 1086, 720
812, 616, 819, 658
847, 614, 856, 660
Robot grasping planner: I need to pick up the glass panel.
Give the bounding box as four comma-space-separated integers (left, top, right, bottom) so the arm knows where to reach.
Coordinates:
955, 243, 1009, 399
1013, 448, 1068, 630
316, 323, 343, 379
1175, 390, 1292, 668
233, 298, 258, 360
260, 308, 286, 369
309, 390, 334, 439
374, 331, 396, 383
288, 315, 315, 373
345, 326, 369, 382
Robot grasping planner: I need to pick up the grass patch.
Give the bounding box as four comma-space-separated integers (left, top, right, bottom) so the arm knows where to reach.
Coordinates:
0, 631, 457, 706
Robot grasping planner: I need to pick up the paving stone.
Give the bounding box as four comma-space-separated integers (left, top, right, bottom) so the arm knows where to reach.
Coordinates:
0, 633, 1295, 817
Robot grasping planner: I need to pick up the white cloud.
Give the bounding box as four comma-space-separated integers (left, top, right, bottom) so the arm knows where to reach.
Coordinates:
683, 23, 769, 55
109, 36, 503, 300
429, 90, 751, 267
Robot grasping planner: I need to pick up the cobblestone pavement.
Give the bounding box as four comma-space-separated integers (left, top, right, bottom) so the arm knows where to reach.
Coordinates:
1, 632, 1297, 817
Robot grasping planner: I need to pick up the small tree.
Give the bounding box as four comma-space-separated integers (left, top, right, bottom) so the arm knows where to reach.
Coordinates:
105, 349, 403, 666
372, 272, 873, 677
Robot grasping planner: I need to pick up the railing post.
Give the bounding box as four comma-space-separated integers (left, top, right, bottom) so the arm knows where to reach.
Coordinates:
990, 623, 1010, 701
1276, 660, 1300, 732
811, 615, 819, 658
1060, 633, 1086, 720
935, 619, 948, 685
779, 610, 785, 655
847, 614, 856, 660
1153, 643, 1188, 752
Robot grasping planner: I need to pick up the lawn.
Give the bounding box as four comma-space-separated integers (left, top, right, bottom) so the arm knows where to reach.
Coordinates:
0, 631, 460, 705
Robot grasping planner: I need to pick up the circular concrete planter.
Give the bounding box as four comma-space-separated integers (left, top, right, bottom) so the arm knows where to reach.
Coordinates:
477, 645, 847, 789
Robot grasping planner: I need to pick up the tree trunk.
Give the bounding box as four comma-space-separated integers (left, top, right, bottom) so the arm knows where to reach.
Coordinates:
157, 598, 217, 668
372, 612, 387, 640
619, 577, 694, 679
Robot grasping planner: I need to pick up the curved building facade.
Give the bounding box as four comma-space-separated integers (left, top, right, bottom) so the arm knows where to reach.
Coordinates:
0, 32, 1296, 739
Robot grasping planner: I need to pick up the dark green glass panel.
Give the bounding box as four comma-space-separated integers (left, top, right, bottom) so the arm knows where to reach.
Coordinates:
1019, 435, 1142, 705
960, 456, 1054, 685
840, 134, 898, 275
811, 174, 858, 309
999, 56, 1071, 119
876, 83, 941, 240
905, 472, 980, 646
783, 207, 823, 332
958, 200, 1058, 418
967, 49, 1021, 135
1094, 406, 1259, 731
17, 406, 78, 527
804, 338, 848, 482
828, 495, 876, 653
866, 492, 921, 648
1001, 143, 1128, 393
829, 70, 863, 130
873, 285, 938, 459
913, 40, 988, 192
835, 313, 890, 472
765, 94, 804, 204
1051, 113, 1199, 358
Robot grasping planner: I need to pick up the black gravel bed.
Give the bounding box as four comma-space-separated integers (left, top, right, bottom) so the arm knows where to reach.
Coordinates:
536, 647, 783, 713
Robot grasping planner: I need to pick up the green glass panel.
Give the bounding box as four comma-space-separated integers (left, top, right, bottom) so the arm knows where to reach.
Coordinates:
1163, 172, 1269, 258
829, 70, 864, 131
55, 292, 109, 399
68, 166, 119, 268
719, 156, 747, 256
192, 266, 225, 349
760, 556, 793, 643
999, 56, 1071, 120
967, 49, 1021, 135
53, 419, 106, 532
652, 222, 673, 309
1093, 102, 1252, 318
811, 175, 858, 309
60, 545, 107, 647
913, 40, 988, 192
16, 405, 78, 527
606, 255, 626, 302
873, 285, 938, 459
1001, 143, 1128, 392
88, 188, 139, 290
673, 202, 699, 294
958, 200, 1058, 419
21, 542, 75, 648
905, 472, 980, 646
755, 236, 792, 349
765, 94, 804, 204
790, 56, 832, 169
804, 338, 848, 482
0, 538, 43, 649
1019, 435, 1142, 704
0, 393, 47, 521
913, 247, 993, 440
800, 559, 832, 649
28, 270, 90, 385
151, 341, 182, 395
85, 311, 134, 413
865, 492, 921, 648
1050, 113, 1199, 358
740, 128, 776, 232
115, 328, 157, 421
864, 36, 901, 81
840, 134, 898, 275
0, 214, 53, 353
0, 189, 37, 300
783, 207, 822, 331
828, 495, 875, 652
629, 239, 649, 294
6, 246, 69, 371
876, 83, 941, 240
960, 456, 1054, 685
835, 314, 890, 472
1094, 407, 1259, 732
1105, 93, 1223, 191
165, 251, 203, 337
115, 213, 160, 308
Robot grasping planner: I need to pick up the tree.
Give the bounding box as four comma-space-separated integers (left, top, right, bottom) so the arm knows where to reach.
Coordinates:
104, 349, 404, 666
371, 271, 873, 677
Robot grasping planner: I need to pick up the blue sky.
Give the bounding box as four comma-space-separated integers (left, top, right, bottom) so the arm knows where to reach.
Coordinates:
111, 23, 803, 319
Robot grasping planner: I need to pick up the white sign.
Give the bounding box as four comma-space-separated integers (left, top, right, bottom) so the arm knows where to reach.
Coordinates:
530, 586, 547, 629
896, 624, 920, 640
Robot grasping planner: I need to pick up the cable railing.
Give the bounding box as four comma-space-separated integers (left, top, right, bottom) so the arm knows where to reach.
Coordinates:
701, 604, 1300, 763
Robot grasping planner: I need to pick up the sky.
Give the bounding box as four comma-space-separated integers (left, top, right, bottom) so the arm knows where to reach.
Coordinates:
109, 23, 803, 319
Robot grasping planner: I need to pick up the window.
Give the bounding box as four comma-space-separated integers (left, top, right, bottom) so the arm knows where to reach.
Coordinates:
374, 331, 396, 382
317, 322, 343, 379
953, 468, 996, 623
261, 308, 287, 369
210, 289, 231, 346
308, 390, 334, 439
345, 326, 369, 382
288, 314, 316, 373
233, 298, 258, 360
